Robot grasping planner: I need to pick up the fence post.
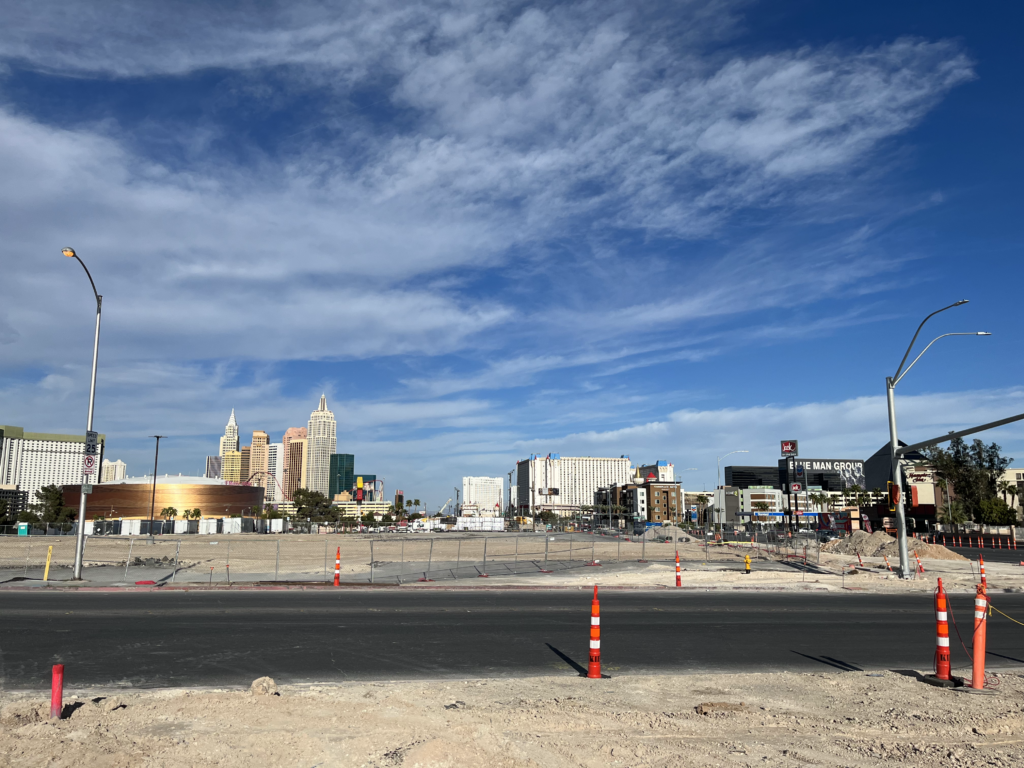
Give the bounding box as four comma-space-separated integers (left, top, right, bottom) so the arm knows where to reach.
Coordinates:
427, 539, 434, 576
171, 540, 180, 583
617, 537, 621, 562
592, 537, 595, 564
400, 538, 405, 582
481, 537, 488, 576
323, 539, 328, 582
275, 539, 280, 582
370, 540, 375, 584
513, 536, 518, 574
455, 539, 461, 579
123, 538, 134, 581
569, 534, 573, 562
544, 534, 549, 564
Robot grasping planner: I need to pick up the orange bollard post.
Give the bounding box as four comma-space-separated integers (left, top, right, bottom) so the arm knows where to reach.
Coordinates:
915, 552, 926, 574
972, 584, 988, 690
935, 579, 951, 682
857, 552, 864, 567
675, 550, 681, 588
979, 556, 987, 589
333, 546, 341, 587
587, 585, 602, 679
50, 664, 64, 720
884, 556, 893, 573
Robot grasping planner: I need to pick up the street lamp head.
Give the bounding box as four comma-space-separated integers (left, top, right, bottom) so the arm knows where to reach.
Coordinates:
954, 299, 969, 306
62, 247, 77, 258
977, 332, 991, 336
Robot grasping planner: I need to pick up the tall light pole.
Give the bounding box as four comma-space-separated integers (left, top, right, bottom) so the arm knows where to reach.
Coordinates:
64, 248, 101, 581
887, 299, 989, 578
148, 436, 166, 542
715, 451, 748, 529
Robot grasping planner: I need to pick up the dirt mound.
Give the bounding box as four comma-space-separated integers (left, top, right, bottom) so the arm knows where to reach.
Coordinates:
822, 530, 967, 561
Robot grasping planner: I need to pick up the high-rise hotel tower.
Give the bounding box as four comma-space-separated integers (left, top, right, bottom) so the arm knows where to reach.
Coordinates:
305, 395, 336, 496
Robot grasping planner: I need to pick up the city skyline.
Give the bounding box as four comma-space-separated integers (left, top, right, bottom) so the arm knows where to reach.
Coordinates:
1, 2, 1021, 506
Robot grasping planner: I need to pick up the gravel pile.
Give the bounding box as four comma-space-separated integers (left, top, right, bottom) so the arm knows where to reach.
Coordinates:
822, 530, 967, 561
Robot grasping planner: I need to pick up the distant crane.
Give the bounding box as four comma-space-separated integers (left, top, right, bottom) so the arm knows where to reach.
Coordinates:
437, 498, 453, 517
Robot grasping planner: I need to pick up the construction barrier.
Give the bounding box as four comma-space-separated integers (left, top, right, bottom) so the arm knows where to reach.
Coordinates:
915, 552, 926, 574
675, 551, 681, 587
884, 556, 893, 573
50, 665, 64, 720
588, 585, 601, 679
333, 547, 341, 587
934, 579, 951, 682
980, 556, 987, 589
972, 585, 988, 690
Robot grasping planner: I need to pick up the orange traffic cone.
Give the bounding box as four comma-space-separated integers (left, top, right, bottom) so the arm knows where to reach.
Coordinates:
915, 551, 926, 574
972, 584, 988, 690
587, 585, 601, 679
675, 550, 681, 588
935, 579, 951, 681
979, 556, 987, 589
333, 547, 341, 587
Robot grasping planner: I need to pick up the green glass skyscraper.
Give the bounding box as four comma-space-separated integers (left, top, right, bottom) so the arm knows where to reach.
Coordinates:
329, 453, 355, 499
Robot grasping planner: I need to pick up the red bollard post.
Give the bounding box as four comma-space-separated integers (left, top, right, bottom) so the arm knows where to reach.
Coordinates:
587, 585, 601, 679
675, 550, 681, 588
979, 556, 987, 589
915, 552, 926, 574
333, 546, 341, 587
857, 552, 863, 567
50, 664, 64, 719
884, 556, 893, 573
972, 584, 988, 690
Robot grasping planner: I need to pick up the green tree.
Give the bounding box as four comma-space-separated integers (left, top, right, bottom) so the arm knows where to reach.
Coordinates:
32, 485, 75, 528
361, 511, 376, 525
938, 498, 969, 526
926, 437, 1013, 523
412, 498, 421, 511
979, 497, 1016, 526
183, 508, 203, 520
537, 510, 558, 526
292, 488, 332, 522
0, 498, 10, 525
752, 501, 770, 514
998, 479, 1013, 505
382, 513, 395, 524
160, 506, 178, 521
1008, 485, 1019, 513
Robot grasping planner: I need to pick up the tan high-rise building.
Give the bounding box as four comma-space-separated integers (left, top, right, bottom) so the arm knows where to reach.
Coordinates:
240, 446, 251, 485
250, 431, 269, 494
285, 438, 308, 501
222, 450, 243, 484
282, 427, 307, 476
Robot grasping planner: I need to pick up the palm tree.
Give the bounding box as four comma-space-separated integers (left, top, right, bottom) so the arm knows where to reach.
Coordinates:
1008, 485, 1019, 510
160, 506, 178, 521
998, 479, 1013, 505
412, 499, 421, 511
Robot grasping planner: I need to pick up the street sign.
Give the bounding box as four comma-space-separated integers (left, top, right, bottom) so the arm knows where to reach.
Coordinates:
790, 482, 803, 492
781, 440, 798, 457
84, 431, 99, 456
82, 454, 97, 475
82, 484, 93, 494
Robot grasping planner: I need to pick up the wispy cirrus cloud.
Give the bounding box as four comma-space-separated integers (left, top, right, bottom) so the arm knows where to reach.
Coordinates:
0, 1, 986, 500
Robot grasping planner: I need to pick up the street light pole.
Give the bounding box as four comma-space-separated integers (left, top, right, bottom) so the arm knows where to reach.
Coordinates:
886, 299, 989, 578
148, 436, 166, 542
64, 248, 102, 581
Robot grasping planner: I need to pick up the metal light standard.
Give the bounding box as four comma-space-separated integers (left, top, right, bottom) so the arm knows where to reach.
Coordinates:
887, 299, 989, 578
147, 436, 166, 542
64, 248, 102, 581
715, 451, 748, 531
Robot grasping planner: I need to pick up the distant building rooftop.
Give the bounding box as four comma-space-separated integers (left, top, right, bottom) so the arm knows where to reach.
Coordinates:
115, 474, 225, 486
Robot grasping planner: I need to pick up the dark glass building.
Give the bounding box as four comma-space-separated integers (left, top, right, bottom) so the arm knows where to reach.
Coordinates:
328, 453, 355, 499
724, 466, 783, 490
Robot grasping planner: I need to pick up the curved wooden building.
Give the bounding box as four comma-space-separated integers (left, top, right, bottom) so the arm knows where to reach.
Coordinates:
62, 482, 264, 520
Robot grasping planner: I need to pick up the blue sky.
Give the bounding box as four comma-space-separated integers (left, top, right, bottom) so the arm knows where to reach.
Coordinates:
1, 0, 1021, 507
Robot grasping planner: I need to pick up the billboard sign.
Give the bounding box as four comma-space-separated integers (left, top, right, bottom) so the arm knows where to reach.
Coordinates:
790, 482, 802, 492
780, 440, 798, 457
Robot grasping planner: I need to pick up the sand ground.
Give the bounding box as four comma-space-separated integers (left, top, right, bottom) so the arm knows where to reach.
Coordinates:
3, 670, 1022, 767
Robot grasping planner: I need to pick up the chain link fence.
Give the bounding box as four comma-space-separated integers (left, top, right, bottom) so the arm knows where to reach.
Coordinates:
0, 529, 814, 584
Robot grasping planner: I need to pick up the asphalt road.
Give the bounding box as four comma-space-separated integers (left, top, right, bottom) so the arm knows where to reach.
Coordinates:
3, 591, 1024, 690
938, 545, 1024, 565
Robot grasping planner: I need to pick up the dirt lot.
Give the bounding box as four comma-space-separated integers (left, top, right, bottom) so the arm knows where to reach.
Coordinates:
3, 670, 1023, 767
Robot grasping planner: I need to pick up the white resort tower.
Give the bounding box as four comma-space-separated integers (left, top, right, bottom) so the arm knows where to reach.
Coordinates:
305, 394, 337, 496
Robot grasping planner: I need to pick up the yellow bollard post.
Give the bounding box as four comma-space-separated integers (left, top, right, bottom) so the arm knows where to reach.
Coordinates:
744, 554, 751, 575
44, 545, 54, 582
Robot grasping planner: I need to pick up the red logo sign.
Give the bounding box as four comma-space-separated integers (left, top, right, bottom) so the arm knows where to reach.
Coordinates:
780, 440, 798, 456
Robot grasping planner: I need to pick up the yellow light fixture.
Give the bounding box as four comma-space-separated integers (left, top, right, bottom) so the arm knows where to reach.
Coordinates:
62, 247, 77, 258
